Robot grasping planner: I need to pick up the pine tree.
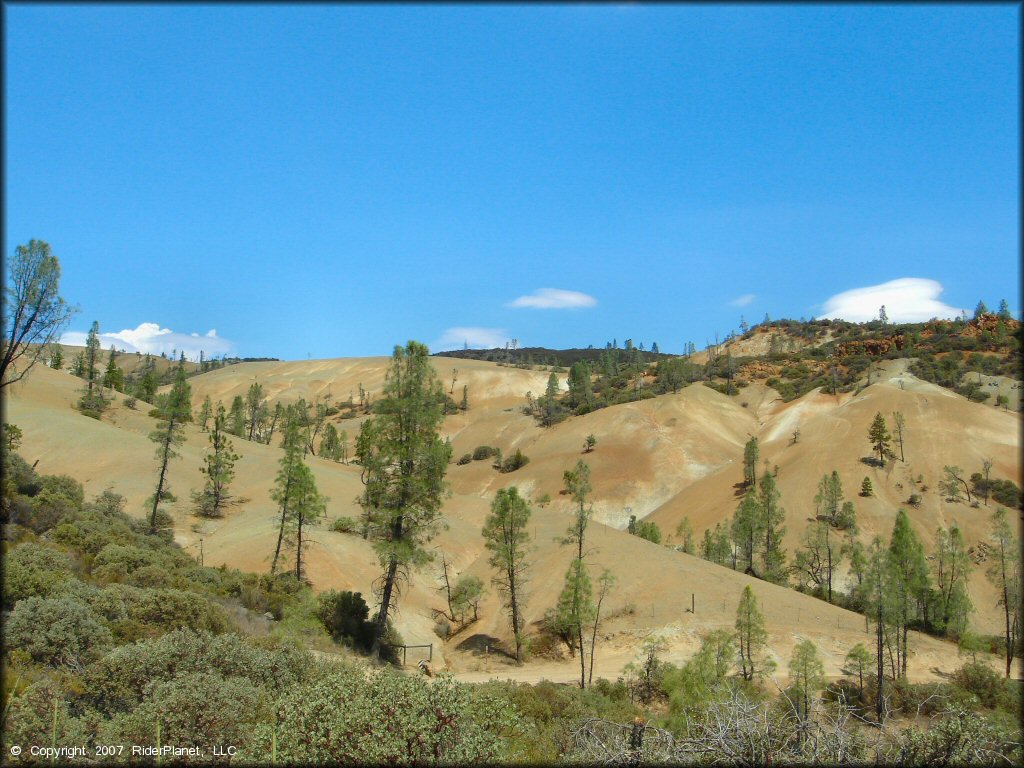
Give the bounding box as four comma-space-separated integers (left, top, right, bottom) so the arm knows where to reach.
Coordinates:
356, 341, 451, 660
676, 517, 695, 554
562, 460, 592, 562
735, 586, 771, 680
192, 404, 240, 519
319, 422, 342, 461
844, 643, 872, 699
147, 366, 191, 535
986, 507, 1022, 677
102, 346, 124, 392
541, 372, 566, 427
868, 413, 891, 465
555, 558, 595, 688
730, 490, 762, 576
135, 358, 157, 403
1, 240, 77, 388
227, 395, 246, 437
974, 300, 988, 319
887, 509, 929, 677
860, 476, 873, 497
459, 384, 468, 412
789, 639, 825, 734
566, 361, 593, 410
271, 415, 305, 575
997, 299, 1011, 321
84, 321, 101, 391
245, 382, 266, 441
48, 346, 64, 370
815, 471, 844, 524
891, 411, 906, 462
197, 395, 213, 432
482, 487, 532, 663
757, 470, 787, 583
291, 461, 326, 582
742, 437, 759, 489
862, 536, 892, 722
933, 526, 973, 637
77, 321, 107, 413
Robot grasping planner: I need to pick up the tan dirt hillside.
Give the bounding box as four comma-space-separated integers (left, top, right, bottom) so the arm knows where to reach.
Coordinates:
5, 355, 1021, 684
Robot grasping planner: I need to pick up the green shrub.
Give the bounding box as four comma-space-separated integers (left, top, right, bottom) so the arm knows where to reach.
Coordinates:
91, 543, 171, 582
316, 590, 376, 652
500, 448, 530, 473
951, 660, 1020, 711
456, 453, 473, 465
82, 628, 311, 716
5, 596, 113, 670
98, 672, 268, 756
3, 679, 91, 753
238, 664, 516, 764
3, 542, 75, 607
87, 584, 231, 637
330, 516, 358, 534
472, 445, 499, 461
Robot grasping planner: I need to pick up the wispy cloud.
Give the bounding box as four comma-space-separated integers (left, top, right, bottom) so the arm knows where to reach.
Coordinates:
61, 322, 234, 361
432, 327, 511, 352
507, 288, 597, 310
817, 278, 963, 323
729, 293, 755, 307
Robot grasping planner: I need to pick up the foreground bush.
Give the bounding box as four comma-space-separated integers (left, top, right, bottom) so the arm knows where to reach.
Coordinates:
239, 664, 517, 764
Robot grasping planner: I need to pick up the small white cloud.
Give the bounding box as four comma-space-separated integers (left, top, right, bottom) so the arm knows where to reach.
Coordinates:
507, 288, 597, 310
61, 322, 234, 361
432, 327, 511, 352
730, 293, 755, 307
818, 278, 964, 323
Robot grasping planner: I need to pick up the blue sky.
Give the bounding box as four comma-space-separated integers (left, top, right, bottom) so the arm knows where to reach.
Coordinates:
5, 4, 1019, 360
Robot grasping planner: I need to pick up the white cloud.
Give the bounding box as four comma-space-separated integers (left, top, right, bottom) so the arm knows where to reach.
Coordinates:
729, 293, 755, 307
817, 278, 964, 323
432, 327, 511, 352
61, 322, 234, 361
507, 288, 597, 310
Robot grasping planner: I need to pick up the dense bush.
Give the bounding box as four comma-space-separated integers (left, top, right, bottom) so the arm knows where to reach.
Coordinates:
238, 664, 517, 764
500, 448, 530, 473
3, 541, 75, 607
5, 596, 113, 670
82, 628, 311, 716
98, 672, 268, 757
472, 445, 499, 461
330, 515, 358, 533
952, 660, 1022, 712
316, 590, 376, 652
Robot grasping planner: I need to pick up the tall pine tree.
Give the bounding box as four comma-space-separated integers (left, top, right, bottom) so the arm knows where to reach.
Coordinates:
356, 341, 451, 660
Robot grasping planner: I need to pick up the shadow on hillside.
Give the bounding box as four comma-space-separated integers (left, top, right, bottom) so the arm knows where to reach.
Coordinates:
456, 633, 516, 660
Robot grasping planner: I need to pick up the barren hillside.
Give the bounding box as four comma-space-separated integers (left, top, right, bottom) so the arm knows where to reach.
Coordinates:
6, 353, 1020, 683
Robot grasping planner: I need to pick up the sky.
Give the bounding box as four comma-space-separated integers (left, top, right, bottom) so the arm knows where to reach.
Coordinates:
5, 4, 1019, 360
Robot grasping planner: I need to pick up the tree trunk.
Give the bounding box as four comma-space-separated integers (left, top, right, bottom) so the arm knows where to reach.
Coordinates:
901, 611, 909, 678
294, 507, 304, 581
270, 470, 294, 575
876, 600, 885, 723
577, 621, 586, 689
509, 568, 522, 664
372, 554, 400, 661
1000, 545, 1012, 677
825, 528, 833, 603
149, 416, 175, 532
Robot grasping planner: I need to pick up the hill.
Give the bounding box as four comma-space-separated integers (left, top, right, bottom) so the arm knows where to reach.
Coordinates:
7, 341, 1020, 684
